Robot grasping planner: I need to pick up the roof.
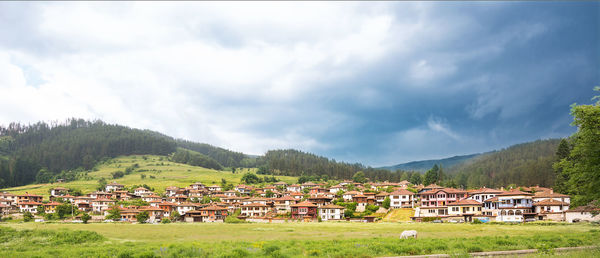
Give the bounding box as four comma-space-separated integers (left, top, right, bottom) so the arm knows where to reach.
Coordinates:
199, 205, 228, 211
534, 191, 569, 198
390, 189, 415, 195
241, 203, 268, 207
534, 199, 569, 206
319, 204, 345, 209
18, 193, 43, 197
344, 191, 361, 195
43, 202, 62, 206
19, 201, 42, 205
470, 187, 503, 194
353, 193, 367, 198
424, 183, 444, 189
447, 199, 482, 206
290, 201, 317, 207
496, 189, 533, 196
93, 198, 115, 202
376, 192, 390, 196
275, 196, 296, 201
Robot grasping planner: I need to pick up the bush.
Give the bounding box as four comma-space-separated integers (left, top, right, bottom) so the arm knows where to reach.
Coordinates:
225, 216, 247, 224
472, 219, 483, 224
81, 213, 91, 224
23, 211, 34, 222
161, 218, 171, 224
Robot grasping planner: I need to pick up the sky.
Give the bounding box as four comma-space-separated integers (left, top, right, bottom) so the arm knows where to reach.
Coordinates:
0, 2, 598, 167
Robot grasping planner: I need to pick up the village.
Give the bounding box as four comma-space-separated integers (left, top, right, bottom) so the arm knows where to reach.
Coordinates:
1, 179, 597, 224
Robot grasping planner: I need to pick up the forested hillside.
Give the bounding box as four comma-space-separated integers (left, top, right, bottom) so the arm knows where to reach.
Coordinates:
257, 149, 410, 182
175, 140, 255, 168
447, 139, 561, 188
0, 119, 177, 187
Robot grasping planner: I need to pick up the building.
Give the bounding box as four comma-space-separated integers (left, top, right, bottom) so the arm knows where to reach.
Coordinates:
50, 187, 69, 197
533, 199, 570, 221
134, 187, 152, 196
565, 204, 600, 223
19, 201, 42, 213
105, 182, 124, 192
43, 202, 62, 214
447, 199, 483, 222
198, 205, 228, 222
240, 203, 269, 218
17, 193, 43, 204
495, 189, 535, 222
318, 204, 345, 221
389, 189, 416, 208
290, 201, 318, 220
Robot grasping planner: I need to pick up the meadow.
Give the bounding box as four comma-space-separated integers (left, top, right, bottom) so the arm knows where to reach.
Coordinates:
1, 222, 598, 257
0, 155, 299, 197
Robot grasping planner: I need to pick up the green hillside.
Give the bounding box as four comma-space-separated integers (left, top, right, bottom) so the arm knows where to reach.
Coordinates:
447, 139, 561, 188
0, 155, 298, 198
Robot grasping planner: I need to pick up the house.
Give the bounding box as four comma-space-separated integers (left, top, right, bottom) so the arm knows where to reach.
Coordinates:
389, 189, 416, 208
533, 190, 570, 204
224, 190, 237, 197
43, 202, 62, 214
142, 194, 162, 203
342, 191, 360, 201
208, 185, 222, 192
329, 185, 344, 194
301, 182, 318, 190
177, 203, 199, 215
0, 192, 17, 204
120, 208, 140, 222
318, 204, 345, 221
273, 181, 288, 188
375, 192, 390, 205
533, 199, 570, 221
158, 202, 178, 217
273, 196, 297, 214
468, 187, 503, 203
91, 198, 116, 213
419, 183, 444, 193
240, 203, 270, 217
88, 191, 112, 199
198, 205, 228, 222
50, 187, 69, 197
495, 189, 535, 222
235, 185, 253, 195
286, 184, 302, 192
418, 188, 466, 216
105, 182, 124, 192
353, 193, 368, 211
190, 182, 206, 190
165, 186, 180, 197
19, 201, 42, 213
308, 195, 333, 206
134, 187, 152, 196
290, 201, 318, 220
291, 192, 304, 200
17, 193, 43, 204
139, 206, 164, 222
565, 204, 600, 223
447, 199, 483, 222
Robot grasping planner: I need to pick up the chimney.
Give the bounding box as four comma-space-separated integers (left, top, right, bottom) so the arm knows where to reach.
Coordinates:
550, 189, 554, 194
500, 187, 504, 191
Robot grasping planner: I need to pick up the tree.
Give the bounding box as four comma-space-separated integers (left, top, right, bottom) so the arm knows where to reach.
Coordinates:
382, 196, 391, 209
352, 171, 366, 183
554, 87, 600, 207
553, 138, 572, 193
424, 165, 439, 186
35, 168, 54, 183
97, 178, 107, 191
170, 210, 181, 222
136, 211, 149, 223
241, 172, 260, 184
265, 190, 275, 198
81, 213, 91, 224
56, 203, 77, 219
105, 206, 121, 220
23, 211, 34, 222
410, 173, 422, 185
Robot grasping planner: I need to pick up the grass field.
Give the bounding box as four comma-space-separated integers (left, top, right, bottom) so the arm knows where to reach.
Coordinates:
1, 222, 598, 257
382, 208, 414, 222
0, 155, 299, 197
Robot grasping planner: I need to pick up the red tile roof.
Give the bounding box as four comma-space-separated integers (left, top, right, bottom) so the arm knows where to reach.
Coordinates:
447, 199, 482, 206
290, 201, 317, 207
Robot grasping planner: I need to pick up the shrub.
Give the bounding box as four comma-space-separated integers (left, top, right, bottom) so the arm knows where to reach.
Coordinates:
472, 219, 483, 224
81, 213, 91, 224
23, 211, 34, 222
161, 218, 171, 224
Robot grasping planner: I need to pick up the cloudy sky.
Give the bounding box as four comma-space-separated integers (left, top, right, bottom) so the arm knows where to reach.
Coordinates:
0, 2, 598, 166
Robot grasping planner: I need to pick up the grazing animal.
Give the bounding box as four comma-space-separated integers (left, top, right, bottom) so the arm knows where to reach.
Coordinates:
400, 230, 418, 239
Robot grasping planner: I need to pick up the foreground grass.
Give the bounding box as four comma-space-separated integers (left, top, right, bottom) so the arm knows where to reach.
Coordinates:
1, 155, 298, 197
1, 222, 599, 257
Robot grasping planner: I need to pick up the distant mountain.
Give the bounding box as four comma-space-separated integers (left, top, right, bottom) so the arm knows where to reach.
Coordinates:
379, 154, 480, 172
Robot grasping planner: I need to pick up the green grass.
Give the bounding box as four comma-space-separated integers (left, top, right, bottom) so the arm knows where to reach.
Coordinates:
0, 155, 298, 197
0, 223, 598, 257
382, 208, 414, 222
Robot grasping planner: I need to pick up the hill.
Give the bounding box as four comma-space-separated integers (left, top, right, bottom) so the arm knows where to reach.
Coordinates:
0, 119, 253, 188
379, 154, 480, 172
0, 155, 298, 198
447, 139, 561, 188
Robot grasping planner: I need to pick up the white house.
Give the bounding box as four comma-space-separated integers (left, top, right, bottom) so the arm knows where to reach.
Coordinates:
494, 190, 534, 222
240, 203, 269, 217
134, 187, 152, 196
105, 182, 124, 192
389, 189, 415, 208
565, 205, 600, 223
318, 204, 345, 221
286, 184, 302, 192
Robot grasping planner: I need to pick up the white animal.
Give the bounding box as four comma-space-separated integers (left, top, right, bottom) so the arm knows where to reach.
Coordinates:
400, 230, 418, 239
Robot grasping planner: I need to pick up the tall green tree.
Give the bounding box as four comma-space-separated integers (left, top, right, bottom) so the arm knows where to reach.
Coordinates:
424, 165, 439, 186
554, 87, 600, 206
352, 171, 366, 183
410, 172, 422, 185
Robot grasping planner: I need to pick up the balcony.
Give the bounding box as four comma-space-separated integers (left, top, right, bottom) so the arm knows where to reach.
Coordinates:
498, 203, 532, 208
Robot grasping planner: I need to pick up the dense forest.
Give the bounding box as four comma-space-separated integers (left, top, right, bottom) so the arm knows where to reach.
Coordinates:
170, 148, 223, 170
0, 119, 177, 187
445, 139, 561, 189
380, 153, 480, 172
256, 149, 412, 182
175, 140, 255, 168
